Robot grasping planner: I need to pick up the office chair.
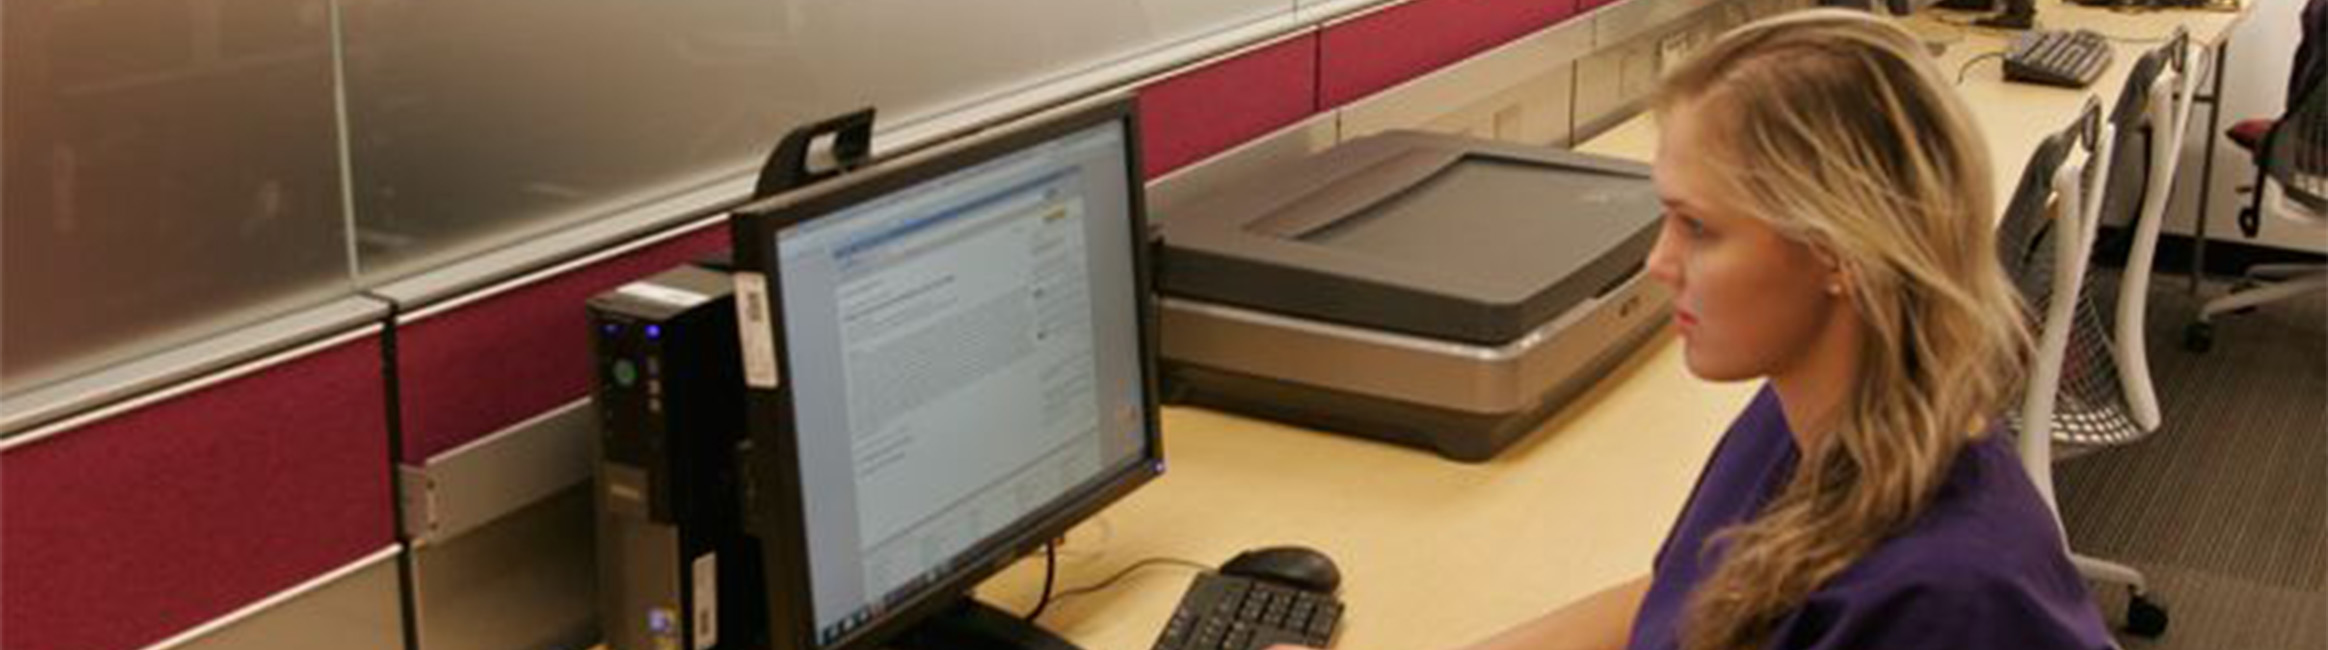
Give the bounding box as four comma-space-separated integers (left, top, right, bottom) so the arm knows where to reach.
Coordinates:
2086, 31, 2205, 436
2187, 3, 2328, 351
1995, 98, 2173, 638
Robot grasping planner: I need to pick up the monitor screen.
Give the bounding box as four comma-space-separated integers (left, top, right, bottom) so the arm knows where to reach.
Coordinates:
728, 97, 1160, 650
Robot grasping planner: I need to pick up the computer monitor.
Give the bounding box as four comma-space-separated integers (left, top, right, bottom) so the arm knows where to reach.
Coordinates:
1821, 0, 1995, 52
1926, 0, 2038, 31
1821, 0, 1941, 17
726, 96, 1162, 650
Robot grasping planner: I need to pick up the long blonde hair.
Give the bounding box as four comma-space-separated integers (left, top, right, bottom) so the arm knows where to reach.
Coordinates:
1649, 10, 2033, 649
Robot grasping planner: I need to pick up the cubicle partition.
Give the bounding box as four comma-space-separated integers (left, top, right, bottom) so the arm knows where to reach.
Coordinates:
0, 320, 402, 650
1319, 0, 1582, 107
1137, 31, 1324, 179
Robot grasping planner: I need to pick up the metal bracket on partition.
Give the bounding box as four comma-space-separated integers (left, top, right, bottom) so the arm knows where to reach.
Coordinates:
753, 107, 877, 199
396, 400, 598, 546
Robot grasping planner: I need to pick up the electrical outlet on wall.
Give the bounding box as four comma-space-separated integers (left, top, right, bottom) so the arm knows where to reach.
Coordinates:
1421, 103, 1492, 142
1493, 104, 1526, 140
1418, 69, 1572, 146
1657, 29, 1701, 77
1619, 42, 1661, 100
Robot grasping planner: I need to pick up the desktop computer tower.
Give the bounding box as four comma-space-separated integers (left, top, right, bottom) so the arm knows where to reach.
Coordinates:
589, 263, 765, 650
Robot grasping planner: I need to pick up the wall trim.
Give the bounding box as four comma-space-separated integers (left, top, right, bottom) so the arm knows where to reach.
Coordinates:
1296, 0, 1401, 24
387, 212, 732, 323
134, 545, 401, 650
2, 322, 386, 452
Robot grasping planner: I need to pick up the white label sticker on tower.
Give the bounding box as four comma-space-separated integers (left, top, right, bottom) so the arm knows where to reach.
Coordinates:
618, 282, 711, 309
734, 272, 782, 388
693, 552, 718, 650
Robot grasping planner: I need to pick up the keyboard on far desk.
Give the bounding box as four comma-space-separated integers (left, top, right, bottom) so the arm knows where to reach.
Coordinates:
1152, 572, 1344, 650
2003, 29, 2114, 88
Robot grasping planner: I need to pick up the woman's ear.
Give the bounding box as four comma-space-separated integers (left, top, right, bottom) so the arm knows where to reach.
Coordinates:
1815, 249, 1852, 298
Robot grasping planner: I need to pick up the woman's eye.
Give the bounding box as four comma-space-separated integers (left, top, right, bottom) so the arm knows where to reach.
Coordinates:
1661, 211, 1712, 243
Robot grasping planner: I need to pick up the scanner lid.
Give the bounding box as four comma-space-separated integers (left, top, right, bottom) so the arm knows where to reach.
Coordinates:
1157, 131, 1662, 344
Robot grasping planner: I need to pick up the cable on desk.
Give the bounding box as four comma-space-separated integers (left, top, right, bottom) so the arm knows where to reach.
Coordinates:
1025, 542, 1060, 621
1936, 12, 2183, 44
1044, 557, 1215, 609
1959, 51, 2008, 84
2096, 31, 2175, 44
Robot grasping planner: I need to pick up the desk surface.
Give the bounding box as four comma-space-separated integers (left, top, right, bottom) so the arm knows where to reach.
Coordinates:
1581, 2, 2249, 212
973, 4, 2248, 650
973, 338, 1757, 650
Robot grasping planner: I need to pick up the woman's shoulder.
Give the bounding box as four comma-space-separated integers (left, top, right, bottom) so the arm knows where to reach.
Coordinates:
1781, 534, 2111, 649
1845, 436, 2075, 590
1780, 554, 2114, 650
1773, 439, 2115, 650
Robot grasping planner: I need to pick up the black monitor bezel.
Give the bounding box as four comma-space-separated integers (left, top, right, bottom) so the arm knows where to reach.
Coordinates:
726, 95, 1163, 650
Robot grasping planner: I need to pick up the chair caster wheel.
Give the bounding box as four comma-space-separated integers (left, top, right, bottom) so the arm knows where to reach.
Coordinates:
2183, 322, 2213, 353
2125, 593, 2169, 638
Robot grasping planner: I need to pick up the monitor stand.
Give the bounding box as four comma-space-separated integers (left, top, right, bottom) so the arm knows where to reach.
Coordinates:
1898, 19, 1959, 56
888, 599, 1083, 650
1977, 0, 2037, 29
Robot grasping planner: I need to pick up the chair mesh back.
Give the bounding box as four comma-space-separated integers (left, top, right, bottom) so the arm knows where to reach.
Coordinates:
2097, 51, 2166, 233
1995, 133, 2152, 448
2268, 71, 2328, 212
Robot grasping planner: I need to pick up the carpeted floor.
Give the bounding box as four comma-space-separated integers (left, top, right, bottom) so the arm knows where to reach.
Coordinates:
2053, 271, 2327, 649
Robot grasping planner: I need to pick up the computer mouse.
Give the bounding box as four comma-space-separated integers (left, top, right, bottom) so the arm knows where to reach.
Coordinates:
1220, 545, 1342, 594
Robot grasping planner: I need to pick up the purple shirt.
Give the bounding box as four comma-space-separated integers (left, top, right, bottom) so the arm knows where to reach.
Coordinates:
1625, 385, 2116, 650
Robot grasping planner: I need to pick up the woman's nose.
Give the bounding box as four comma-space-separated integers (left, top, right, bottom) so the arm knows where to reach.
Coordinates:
1646, 220, 1684, 290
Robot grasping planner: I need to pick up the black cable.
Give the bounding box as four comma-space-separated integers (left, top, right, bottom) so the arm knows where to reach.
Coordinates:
2096, 31, 2175, 44
1959, 51, 2008, 84
1025, 542, 1059, 621
1023, 552, 1213, 620
1048, 557, 1214, 603
1927, 13, 2160, 43
1937, 13, 2177, 44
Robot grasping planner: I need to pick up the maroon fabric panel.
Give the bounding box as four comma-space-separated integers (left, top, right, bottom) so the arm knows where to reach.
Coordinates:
1579, 0, 1627, 12
1319, 0, 1581, 107
1137, 34, 1321, 179
396, 223, 729, 462
1, 336, 394, 650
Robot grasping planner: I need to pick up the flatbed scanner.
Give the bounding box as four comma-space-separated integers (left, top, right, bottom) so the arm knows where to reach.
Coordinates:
1157, 131, 1671, 461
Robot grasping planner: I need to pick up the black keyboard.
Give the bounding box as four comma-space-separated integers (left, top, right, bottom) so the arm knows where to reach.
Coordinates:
1152, 573, 1343, 650
2003, 29, 2114, 88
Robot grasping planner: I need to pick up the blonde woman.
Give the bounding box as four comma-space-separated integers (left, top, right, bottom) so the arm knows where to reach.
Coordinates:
1455, 9, 2115, 650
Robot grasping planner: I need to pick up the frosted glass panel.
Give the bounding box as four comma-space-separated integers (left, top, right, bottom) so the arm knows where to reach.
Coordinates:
2, 0, 1293, 397
1, 0, 352, 394
340, 0, 1287, 280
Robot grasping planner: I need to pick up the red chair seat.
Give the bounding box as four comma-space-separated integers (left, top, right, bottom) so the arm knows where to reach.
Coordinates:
2228, 118, 2275, 154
